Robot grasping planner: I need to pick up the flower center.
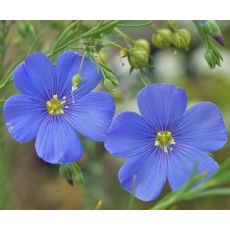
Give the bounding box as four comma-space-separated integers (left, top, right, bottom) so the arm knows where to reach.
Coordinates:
46, 95, 66, 115
154, 130, 175, 153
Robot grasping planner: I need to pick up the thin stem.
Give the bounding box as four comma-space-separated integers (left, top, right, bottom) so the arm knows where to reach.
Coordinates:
167, 21, 177, 32
118, 21, 154, 28
99, 39, 125, 50
113, 27, 134, 47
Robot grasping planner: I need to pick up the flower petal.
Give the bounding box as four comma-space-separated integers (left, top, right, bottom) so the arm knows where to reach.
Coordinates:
137, 83, 187, 131
67, 91, 115, 142
13, 52, 54, 99
167, 144, 218, 190
35, 117, 83, 164
118, 149, 167, 201
3, 95, 45, 143
55, 51, 102, 99
174, 102, 227, 152
105, 112, 155, 158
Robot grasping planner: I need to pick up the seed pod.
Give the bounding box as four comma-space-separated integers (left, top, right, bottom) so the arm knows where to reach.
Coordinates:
171, 29, 191, 49
127, 47, 149, 69
152, 28, 172, 49
134, 39, 150, 55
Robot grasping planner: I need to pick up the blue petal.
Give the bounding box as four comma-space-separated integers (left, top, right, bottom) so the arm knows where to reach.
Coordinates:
67, 91, 115, 142
174, 102, 227, 152
118, 149, 167, 201
137, 83, 187, 131
3, 95, 45, 143
167, 144, 218, 190
13, 52, 54, 99
105, 112, 155, 157
35, 117, 83, 164
55, 50, 102, 99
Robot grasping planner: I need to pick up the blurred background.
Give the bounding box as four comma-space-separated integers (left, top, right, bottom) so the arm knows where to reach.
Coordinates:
1, 20, 230, 210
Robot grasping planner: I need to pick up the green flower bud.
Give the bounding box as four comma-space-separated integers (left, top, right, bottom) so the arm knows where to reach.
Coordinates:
171, 29, 191, 49
151, 29, 172, 49
204, 20, 221, 36
104, 78, 114, 91
134, 39, 150, 55
127, 47, 149, 69
18, 21, 36, 39
205, 46, 223, 69
72, 73, 81, 91
59, 163, 85, 186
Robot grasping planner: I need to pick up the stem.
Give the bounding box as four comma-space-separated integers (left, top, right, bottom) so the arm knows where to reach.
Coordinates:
0, 21, 12, 76
99, 39, 125, 50
113, 27, 134, 47
167, 21, 177, 32
118, 21, 154, 28
139, 70, 151, 86
49, 20, 119, 57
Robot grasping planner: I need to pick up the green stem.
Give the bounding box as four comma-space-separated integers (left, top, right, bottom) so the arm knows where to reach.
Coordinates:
113, 27, 134, 47
118, 21, 154, 28
49, 20, 119, 57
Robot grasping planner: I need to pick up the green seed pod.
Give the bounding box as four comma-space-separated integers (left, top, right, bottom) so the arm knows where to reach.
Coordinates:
171, 29, 191, 49
127, 47, 149, 69
104, 78, 114, 91
152, 28, 172, 49
134, 39, 150, 55
204, 20, 221, 36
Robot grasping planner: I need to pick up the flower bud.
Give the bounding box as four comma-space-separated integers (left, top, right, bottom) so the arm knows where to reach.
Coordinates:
127, 47, 149, 69
18, 21, 36, 39
104, 78, 114, 91
134, 39, 150, 55
213, 35, 225, 46
59, 163, 85, 186
205, 46, 223, 69
204, 20, 221, 36
72, 73, 81, 91
151, 29, 172, 49
171, 29, 191, 49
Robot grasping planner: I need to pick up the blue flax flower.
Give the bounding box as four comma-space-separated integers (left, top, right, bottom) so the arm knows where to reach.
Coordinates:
4, 51, 115, 164
105, 83, 227, 201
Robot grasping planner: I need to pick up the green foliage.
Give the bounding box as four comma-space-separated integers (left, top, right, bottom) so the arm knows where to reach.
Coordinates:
152, 155, 230, 210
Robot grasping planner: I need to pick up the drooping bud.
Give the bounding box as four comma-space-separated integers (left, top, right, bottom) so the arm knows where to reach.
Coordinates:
59, 163, 85, 186
134, 39, 150, 55
72, 73, 81, 91
127, 47, 149, 69
204, 21, 225, 46
204, 20, 221, 37
103, 78, 114, 91
205, 45, 223, 69
151, 28, 172, 49
171, 29, 191, 49
213, 35, 225, 46
18, 21, 36, 39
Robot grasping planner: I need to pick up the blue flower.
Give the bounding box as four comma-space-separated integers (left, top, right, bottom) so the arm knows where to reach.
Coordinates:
3, 51, 115, 164
105, 83, 227, 201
